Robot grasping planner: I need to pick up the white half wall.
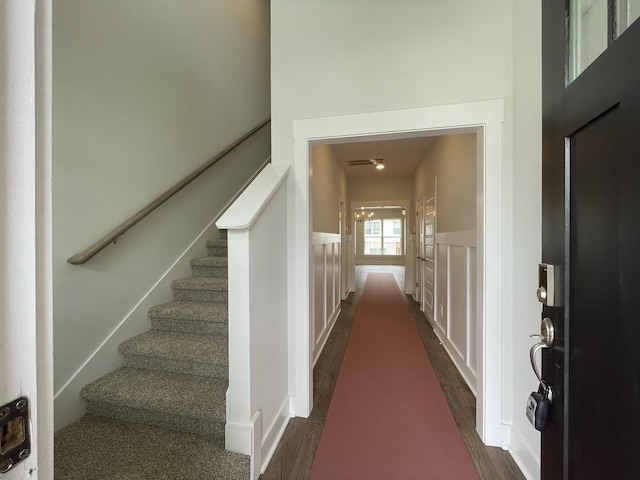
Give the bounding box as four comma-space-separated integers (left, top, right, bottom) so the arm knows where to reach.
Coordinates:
217, 164, 290, 479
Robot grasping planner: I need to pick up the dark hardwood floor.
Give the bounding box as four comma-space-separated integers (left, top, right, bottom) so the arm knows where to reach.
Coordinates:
259, 266, 526, 480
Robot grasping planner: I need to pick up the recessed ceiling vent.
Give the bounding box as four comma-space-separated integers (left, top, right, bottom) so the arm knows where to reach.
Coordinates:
348, 158, 384, 167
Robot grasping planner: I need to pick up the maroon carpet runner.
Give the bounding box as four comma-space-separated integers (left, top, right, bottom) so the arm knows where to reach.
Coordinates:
309, 273, 479, 480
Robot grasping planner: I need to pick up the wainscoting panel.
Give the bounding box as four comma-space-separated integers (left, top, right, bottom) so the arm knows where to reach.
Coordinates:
449, 245, 468, 360
312, 233, 342, 363
467, 247, 477, 376
435, 244, 448, 335
325, 244, 335, 327
433, 231, 477, 393
313, 244, 326, 342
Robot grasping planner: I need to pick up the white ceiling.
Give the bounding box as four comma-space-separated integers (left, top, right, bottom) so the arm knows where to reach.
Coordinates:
330, 136, 438, 179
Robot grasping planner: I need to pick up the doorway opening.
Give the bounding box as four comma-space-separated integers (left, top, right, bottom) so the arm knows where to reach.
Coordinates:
351, 202, 410, 294
292, 100, 508, 446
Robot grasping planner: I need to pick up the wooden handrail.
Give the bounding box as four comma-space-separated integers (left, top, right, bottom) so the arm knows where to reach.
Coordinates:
67, 118, 271, 265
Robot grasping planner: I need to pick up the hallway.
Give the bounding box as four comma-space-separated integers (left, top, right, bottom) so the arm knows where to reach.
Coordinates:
260, 266, 525, 480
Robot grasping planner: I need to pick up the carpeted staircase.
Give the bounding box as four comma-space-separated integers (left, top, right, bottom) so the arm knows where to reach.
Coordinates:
54, 233, 250, 480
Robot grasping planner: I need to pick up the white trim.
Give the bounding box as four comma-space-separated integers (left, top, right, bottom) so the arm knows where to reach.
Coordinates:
36, 0, 54, 476
435, 230, 476, 247
508, 426, 541, 480
249, 411, 261, 480
213, 156, 272, 224
258, 398, 291, 476
433, 326, 478, 397
217, 163, 290, 230
225, 419, 253, 459
311, 232, 340, 245
313, 305, 340, 365
291, 100, 509, 447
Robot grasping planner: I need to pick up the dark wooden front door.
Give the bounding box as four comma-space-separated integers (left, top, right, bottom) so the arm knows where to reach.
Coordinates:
542, 2, 640, 479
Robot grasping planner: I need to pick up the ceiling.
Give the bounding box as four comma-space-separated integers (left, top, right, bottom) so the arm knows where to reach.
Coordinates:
330, 136, 439, 179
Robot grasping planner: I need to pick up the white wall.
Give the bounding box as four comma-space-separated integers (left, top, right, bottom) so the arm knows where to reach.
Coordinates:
272, 0, 512, 167
510, 2, 543, 477
414, 134, 478, 393
273, 1, 542, 478
348, 177, 414, 208
311, 144, 347, 233
53, 0, 271, 429
414, 134, 477, 233
310, 146, 345, 364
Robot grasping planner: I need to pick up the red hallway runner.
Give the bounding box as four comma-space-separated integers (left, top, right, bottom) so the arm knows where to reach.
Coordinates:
309, 273, 479, 480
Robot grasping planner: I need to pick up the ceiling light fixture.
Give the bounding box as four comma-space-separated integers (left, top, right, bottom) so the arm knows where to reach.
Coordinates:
369, 158, 384, 170
355, 210, 374, 224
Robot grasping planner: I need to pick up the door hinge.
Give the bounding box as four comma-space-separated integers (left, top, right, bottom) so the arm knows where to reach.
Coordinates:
0, 397, 31, 474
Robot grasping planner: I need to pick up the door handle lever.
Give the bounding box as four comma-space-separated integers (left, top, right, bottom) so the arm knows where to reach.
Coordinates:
529, 318, 555, 387
529, 342, 555, 404
529, 342, 547, 385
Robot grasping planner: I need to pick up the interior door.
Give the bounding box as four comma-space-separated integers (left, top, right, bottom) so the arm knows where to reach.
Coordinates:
415, 197, 423, 303
422, 189, 435, 322
542, 2, 640, 478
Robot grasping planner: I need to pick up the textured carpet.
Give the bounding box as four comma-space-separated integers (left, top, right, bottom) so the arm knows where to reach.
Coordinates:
54, 415, 249, 480
309, 273, 479, 480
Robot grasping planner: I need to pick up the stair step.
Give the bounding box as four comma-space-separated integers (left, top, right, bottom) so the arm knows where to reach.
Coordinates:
119, 331, 228, 379
191, 256, 228, 278
172, 277, 228, 303
149, 300, 227, 335
206, 239, 228, 256
80, 368, 227, 439
54, 415, 249, 480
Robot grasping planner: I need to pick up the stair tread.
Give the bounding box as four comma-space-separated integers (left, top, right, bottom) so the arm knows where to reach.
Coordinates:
206, 239, 228, 247
191, 256, 228, 267
119, 331, 227, 364
81, 367, 226, 421
54, 415, 248, 480
149, 300, 227, 322
172, 276, 228, 291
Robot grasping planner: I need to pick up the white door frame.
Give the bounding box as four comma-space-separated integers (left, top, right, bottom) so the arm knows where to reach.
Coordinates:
291, 100, 509, 446
1, 0, 53, 477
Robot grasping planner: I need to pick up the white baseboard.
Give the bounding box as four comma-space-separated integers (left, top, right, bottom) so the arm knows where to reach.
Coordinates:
313, 304, 341, 366
259, 398, 291, 475
432, 324, 477, 396
225, 420, 253, 456
227, 399, 292, 480
507, 425, 541, 480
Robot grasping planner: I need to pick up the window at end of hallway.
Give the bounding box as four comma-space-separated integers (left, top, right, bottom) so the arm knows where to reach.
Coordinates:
364, 219, 403, 256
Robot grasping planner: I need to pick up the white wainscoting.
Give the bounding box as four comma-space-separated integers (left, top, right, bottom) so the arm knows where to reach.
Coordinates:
434, 230, 477, 394
312, 232, 342, 364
